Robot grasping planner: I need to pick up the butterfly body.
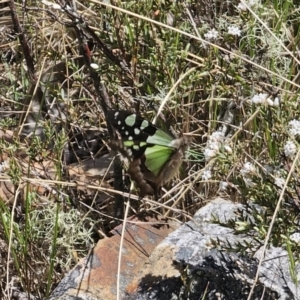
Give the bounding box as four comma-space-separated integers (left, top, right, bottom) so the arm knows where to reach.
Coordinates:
108, 110, 189, 196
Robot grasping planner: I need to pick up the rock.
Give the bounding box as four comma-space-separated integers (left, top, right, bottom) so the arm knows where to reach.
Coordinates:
50, 198, 300, 300
125, 198, 299, 300
49, 215, 179, 300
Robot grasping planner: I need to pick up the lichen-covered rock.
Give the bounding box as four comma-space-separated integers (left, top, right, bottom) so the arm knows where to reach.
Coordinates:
50, 198, 300, 300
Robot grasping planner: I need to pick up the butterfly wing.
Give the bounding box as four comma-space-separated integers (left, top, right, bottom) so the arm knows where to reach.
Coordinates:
108, 110, 180, 172
108, 110, 175, 146
144, 145, 175, 176
108, 110, 187, 195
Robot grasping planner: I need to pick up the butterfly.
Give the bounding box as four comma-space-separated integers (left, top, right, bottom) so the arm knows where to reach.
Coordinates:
108, 110, 189, 197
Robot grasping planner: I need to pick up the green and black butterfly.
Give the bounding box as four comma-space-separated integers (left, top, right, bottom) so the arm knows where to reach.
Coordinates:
108, 110, 189, 196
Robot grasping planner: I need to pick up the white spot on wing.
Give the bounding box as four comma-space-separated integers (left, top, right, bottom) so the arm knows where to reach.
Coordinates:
125, 114, 136, 126
114, 112, 119, 118
127, 149, 133, 156
134, 128, 140, 135
133, 145, 140, 150
140, 120, 149, 130
125, 131, 129, 135
128, 136, 133, 140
